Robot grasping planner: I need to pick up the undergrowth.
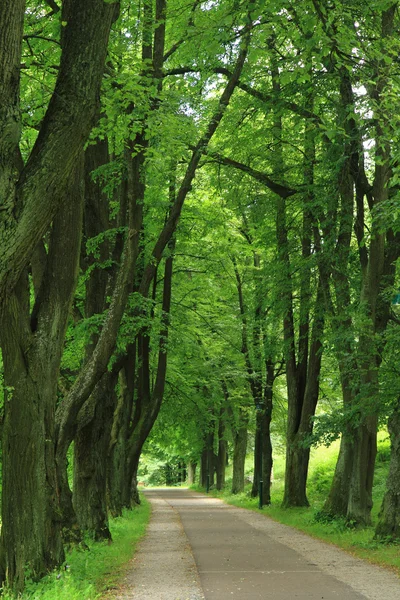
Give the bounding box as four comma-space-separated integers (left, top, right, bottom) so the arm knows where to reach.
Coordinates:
2, 497, 151, 599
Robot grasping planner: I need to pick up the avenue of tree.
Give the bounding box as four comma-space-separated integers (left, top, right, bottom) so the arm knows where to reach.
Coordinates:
0, 0, 399, 593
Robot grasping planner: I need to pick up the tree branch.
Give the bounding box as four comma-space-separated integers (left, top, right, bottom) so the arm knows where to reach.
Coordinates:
139, 22, 253, 297
205, 149, 298, 198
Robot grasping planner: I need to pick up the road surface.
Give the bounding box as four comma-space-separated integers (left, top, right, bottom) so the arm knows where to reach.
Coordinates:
111, 488, 400, 600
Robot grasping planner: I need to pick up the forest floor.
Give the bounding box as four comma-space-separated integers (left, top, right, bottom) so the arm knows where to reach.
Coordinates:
106, 488, 400, 600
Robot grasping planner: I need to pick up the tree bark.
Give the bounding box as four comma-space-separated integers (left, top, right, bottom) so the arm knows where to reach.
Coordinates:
0, 0, 118, 300
231, 408, 248, 495
375, 401, 400, 539
107, 347, 135, 516
187, 462, 197, 485
73, 373, 117, 540
216, 410, 227, 490
0, 162, 83, 589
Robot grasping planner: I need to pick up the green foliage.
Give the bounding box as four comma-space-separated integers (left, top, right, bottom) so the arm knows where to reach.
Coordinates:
1, 499, 151, 600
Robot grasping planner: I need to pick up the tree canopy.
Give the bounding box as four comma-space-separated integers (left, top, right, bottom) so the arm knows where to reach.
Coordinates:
0, 0, 399, 592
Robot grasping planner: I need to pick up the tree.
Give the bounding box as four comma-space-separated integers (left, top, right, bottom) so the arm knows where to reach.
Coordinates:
0, 0, 118, 589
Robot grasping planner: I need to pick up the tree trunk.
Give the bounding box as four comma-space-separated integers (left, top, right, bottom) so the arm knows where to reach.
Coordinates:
128, 453, 141, 506
216, 412, 227, 491
282, 443, 310, 508
187, 462, 197, 485
375, 401, 400, 539
0, 162, 83, 588
107, 354, 134, 516
207, 430, 215, 488
231, 415, 248, 495
323, 432, 353, 517
200, 447, 208, 488
251, 418, 262, 498
347, 416, 377, 525
0, 321, 65, 590
73, 373, 116, 540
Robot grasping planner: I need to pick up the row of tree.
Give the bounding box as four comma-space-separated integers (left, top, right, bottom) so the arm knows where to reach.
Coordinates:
0, 0, 399, 593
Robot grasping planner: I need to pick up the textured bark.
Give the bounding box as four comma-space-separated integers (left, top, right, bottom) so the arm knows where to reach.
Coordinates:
73, 373, 117, 540
375, 402, 400, 539
216, 411, 227, 490
282, 283, 324, 508
69, 139, 113, 539
252, 373, 274, 506
206, 430, 216, 488
187, 462, 197, 485
0, 163, 83, 589
324, 10, 397, 522
231, 419, 248, 495
107, 348, 135, 516
0, 0, 118, 300
0, 5, 117, 587
200, 447, 208, 488
0, 0, 24, 219
277, 87, 323, 507
323, 432, 353, 517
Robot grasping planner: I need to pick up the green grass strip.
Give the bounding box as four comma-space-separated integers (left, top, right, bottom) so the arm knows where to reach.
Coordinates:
3, 497, 151, 599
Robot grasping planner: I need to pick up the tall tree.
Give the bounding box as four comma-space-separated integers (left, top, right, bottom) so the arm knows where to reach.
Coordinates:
0, 0, 118, 589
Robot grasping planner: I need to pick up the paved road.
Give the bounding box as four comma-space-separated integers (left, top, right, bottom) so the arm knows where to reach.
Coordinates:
113, 488, 400, 600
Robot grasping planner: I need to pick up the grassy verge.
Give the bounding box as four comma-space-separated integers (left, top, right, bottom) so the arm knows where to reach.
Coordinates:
3, 496, 151, 600
193, 434, 400, 575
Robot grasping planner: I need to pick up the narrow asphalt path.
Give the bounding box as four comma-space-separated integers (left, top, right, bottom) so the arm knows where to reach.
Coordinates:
112, 488, 400, 600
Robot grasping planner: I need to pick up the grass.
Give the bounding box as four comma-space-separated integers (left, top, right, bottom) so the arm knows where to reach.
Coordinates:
193, 433, 400, 576
3, 496, 151, 600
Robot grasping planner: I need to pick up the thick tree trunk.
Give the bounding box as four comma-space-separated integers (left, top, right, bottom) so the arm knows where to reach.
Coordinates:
73, 374, 116, 540
323, 432, 353, 517
107, 357, 134, 516
251, 419, 262, 498
200, 447, 208, 488
187, 462, 197, 485
71, 138, 113, 540
128, 453, 141, 506
282, 443, 310, 508
0, 322, 65, 590
251, 397, 274, 505
0, 164, 83, 588
216, 413, 227, 490
207, 431, 215, 488
0, 0, 118, 299
231, 419, 248, 495
375, 401, 400, 539
347, 416, 377, 525
107, 431, 130, 516
254, 379, 274, 505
